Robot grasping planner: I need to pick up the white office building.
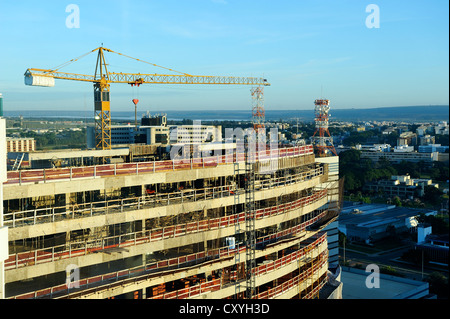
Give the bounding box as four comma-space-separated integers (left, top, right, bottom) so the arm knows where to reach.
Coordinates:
169, 125, 222, 144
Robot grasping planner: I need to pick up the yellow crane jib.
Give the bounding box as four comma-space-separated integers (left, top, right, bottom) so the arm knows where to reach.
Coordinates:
24, 47, 270, 151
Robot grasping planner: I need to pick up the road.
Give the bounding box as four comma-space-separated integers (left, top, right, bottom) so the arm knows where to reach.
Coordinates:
339, 245, 448, 281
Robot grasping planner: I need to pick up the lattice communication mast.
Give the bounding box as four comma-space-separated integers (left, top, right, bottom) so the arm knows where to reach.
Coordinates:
311, 99, 337, 157
251, 86, 265, 131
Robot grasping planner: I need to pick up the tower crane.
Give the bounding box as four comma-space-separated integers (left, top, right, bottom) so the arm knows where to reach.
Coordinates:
24, 47, 270, 150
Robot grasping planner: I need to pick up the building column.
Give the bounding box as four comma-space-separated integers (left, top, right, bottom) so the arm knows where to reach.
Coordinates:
203, 207, 208, 253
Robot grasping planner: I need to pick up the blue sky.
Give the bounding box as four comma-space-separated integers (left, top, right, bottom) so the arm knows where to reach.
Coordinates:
0, 0, 448, 114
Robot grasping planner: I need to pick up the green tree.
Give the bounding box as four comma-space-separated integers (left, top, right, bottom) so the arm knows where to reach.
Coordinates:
416, 213, 449, 234
392, 196, 402, 207
426, 272, 449, 298
422, 186, 443, 206
339, 149, 361, 167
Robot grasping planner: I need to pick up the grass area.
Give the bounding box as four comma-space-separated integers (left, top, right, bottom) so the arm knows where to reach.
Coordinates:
373, 238, 405, 250
343, 237, 410, 255
369, 197, 389, 204
344, 242, 379, 254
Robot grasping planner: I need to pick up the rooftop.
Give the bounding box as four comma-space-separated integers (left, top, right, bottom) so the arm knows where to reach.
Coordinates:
341, 267, 431, 299
339, 202, 437, 229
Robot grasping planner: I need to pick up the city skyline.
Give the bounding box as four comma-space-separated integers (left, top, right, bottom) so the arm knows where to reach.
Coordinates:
0, 0, 448, 112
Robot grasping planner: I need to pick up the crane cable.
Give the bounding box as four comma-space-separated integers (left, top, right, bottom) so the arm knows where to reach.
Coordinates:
48, 47, 193, 78
49, 47, 100, 73
106, 48, 193, 76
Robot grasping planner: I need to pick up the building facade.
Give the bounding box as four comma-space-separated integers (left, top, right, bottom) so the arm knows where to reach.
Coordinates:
6, 137, 36, 153
87, 125, 170, 148
170, 125, 222, 144
397, 132, 417, 147
363, 175, 438, 199
419, 135, 436, 146
418, 144, 449, 153
360, 150, 438, 164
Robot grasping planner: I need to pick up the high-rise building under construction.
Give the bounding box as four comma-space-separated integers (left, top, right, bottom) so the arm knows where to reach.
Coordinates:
0, 123, 342, 299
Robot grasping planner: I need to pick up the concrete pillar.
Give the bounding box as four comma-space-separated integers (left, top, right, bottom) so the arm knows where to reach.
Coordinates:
65, 192, 73, 215
203, 207, 208, 253
141, 218, 147, 267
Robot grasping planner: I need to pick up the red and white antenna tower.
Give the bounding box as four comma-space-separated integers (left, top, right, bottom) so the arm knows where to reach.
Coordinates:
251, 86, 265, 131
311, 99, 337, 157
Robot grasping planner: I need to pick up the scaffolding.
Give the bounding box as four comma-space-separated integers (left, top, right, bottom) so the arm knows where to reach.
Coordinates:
233, 161, 242, 298
244, 148, 256, 299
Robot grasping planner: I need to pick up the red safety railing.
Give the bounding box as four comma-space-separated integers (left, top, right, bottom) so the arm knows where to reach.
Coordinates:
227, 232, 327, 282
150, 279, 222, 299
149, 233, 327, 299
8, 215, 328, 299
251, 234, 327, 278
4, 164, 324, 228
252, 251, 328, 299
4, 189, 327, 271
301, 279, 327, 299
5, 146, 313, 185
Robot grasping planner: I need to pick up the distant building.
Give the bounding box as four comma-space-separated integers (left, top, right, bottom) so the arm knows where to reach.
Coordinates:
87, 125, 170, 148
416, 125, 428, 136
415, 225, 449, 266
360, 150, 438, 164
363, 175, 438, 199
397, 132, 417, 147
6, 137, 36, 152
382, 127, 395, 135
140, 112, 167, 127
434, 121, 449, 135
419, 135, 435, 146
437, 153, 449, 163
418, 144, 449, 153
339, 202, 437, 244
396, 125, 409, 134
417, 224, 432, 244
170, 125, 222, 144
394, 145, 414, 153
355, 144, 391, 152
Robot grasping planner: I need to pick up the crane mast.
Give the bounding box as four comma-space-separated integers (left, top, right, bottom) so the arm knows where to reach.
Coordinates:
93, 48, 111, 150
24, 47, 270, 151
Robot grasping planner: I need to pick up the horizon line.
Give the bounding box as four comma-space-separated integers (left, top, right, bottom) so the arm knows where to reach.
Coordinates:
2, 104, 449, 113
